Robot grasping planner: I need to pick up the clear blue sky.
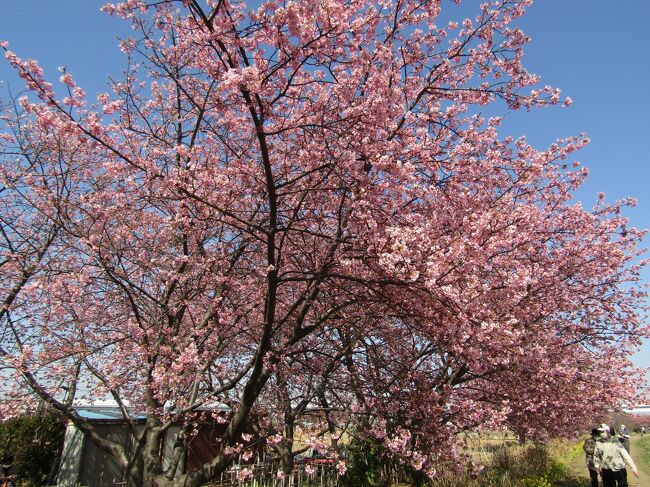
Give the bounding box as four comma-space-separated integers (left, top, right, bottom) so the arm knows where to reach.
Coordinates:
1, 1, 649, 369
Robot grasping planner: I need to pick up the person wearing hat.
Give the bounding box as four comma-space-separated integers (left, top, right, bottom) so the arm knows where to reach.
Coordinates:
618, 425, 631, 453
593, 425, 639, 487
583, 428, 601, 487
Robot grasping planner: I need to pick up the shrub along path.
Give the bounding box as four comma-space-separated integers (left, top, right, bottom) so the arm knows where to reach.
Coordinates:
568, 433, 650, 486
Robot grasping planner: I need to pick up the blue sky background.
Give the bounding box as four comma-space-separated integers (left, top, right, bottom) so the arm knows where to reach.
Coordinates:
1, 1, 649, 369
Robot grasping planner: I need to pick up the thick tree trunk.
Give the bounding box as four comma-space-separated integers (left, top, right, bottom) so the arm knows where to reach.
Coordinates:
151, 476, 176, 487
142, 416, 165, 487
279, 445, 294, 487
278, 431, 295, 485
124, 454, 144, 487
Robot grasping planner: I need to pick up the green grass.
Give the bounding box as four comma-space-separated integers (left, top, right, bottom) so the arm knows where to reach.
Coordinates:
637, 434, 650, 468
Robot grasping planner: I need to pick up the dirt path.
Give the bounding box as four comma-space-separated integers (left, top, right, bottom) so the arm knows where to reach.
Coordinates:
567, 434, 650, 486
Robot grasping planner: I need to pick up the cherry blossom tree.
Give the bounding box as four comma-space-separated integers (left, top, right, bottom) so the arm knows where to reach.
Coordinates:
1, 0, 647, 485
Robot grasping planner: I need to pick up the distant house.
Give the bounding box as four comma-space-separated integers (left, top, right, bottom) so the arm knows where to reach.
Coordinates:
56, 403, 235, 487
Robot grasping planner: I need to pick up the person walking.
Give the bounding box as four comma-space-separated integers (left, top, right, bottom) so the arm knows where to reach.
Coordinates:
593, 425, 639, 487
583, 428, 601, 487
618, 425, 631, 453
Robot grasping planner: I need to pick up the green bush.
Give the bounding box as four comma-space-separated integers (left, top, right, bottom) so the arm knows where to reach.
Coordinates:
0, 413, 66, 486
521, 475, 553, 487
343, 436, 387, 486
342, 436, 425, 487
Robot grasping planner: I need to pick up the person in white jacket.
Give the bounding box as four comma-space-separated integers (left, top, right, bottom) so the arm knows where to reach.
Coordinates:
593, 426, 639, 487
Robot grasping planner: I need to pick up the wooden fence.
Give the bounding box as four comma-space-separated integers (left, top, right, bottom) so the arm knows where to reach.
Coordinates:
57, 461, 341, 487
207, 461, 340, 487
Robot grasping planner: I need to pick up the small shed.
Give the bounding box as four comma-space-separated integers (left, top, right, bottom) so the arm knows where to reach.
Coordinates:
56, 404, 233, 487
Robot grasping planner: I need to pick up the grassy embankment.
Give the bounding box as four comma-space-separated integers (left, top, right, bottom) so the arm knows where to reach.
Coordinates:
637, 434, 650, 467
423, 434, 585, 487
